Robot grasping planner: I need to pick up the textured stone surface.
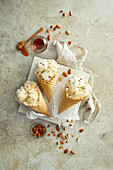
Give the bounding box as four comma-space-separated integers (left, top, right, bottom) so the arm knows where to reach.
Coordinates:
0, 0, 113, 169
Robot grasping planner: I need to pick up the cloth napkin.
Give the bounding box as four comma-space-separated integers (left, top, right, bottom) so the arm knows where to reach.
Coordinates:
53, 41, 101, 125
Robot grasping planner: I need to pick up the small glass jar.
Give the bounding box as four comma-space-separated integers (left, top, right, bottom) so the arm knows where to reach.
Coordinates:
30, 36, 48, 53
31, 122, 47, 139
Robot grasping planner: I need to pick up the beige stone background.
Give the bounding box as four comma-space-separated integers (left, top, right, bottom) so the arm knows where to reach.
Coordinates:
0, 0, 113, 170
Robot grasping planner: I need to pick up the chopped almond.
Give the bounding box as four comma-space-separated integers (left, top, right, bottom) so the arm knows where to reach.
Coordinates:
59, 77, 62, 81
56, 24, 61, 29
68, 41, 72, 45
47, 29, 50, 33
65, 30, 70, 35
60, 141, 64, 145
59, 146, 63, 149
62, 72, 67, 77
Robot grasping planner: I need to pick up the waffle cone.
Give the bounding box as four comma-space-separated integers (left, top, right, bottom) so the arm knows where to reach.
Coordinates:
36, 69, 59, 102
58, 90, 89, 114
30, 86, 51, 117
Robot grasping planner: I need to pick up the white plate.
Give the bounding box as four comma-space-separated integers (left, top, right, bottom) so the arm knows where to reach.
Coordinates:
18, 56, 90, 126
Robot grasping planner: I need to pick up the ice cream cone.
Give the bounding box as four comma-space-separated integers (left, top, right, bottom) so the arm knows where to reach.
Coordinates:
58, 89, 89, 114
31, 86, 51, 117
58, 76, 90, 114
36, 69, 59, 102
16, 81, 51, 117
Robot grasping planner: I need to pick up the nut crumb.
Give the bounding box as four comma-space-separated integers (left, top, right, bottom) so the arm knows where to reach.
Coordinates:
71, 119, 74, 123
47, 35, 51, 41
50, 25, 54, 29
57, 133, 62, 137
59, 31, 61, 34
64, 149, 68, 153
56, 24, 61, 29
56, 125, 60, 132
71, 151, 76, 155
53, 133, 56, 136
63, 127, 66, 131
56, 142, 59, 145
69, 124, 72, 126
68, 41, 72, 45
56, 137, 58, 139
76, 138, 80, 141
48, 134, 51, 136
68, 69, 72, 74
65, 30, 70, 35
67, 119, 69, 122
79, 129, 84, 133
59, 77, 62, 81
60, 141, 64, 145
72, 135, 74, 137
47, 125, 50, 128
62, 72, 67, 77
52, 131, 55, 133
60, 10, 63, 13
69, 11, 72, 16
62, 136, 65, 140
59, 146, 63, 149
66, 140, 69, 143
47, 29, 50, 33
62, 13, 66, 17
53, 27, 57, 31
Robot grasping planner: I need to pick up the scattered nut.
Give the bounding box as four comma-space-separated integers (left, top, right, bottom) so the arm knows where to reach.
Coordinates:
71, 119, 74, 123
69, 11, 72, 16
68, 41, 72, 45
50, 25, 54, 29
76, 138, 80, 141
47, 29, 50, 33
72, 135, 74, 137
53, 133, 56, 136
68, 69, 72, 74
69, 124, 72, 126
56, 137, 58, 139
56, 142, 59, 145
56, 125, 60, 132
62, 13, 66, 17
60, 10, 63, 13
59, 77, 62, 81
65, 30, 70, 35
60, 141, 64, 145
63, 72, 67, 77
47, 125, 50, 128
56, 24, 61, 29
63, 127, 66, 131
52, 131, 55, 133
79, 129, 84, 133
57, 133, 62, 137
53, 27, 57, 31
59, 146, 63, 149
33, 133, 37, 136
71, 151, 76, 155
66, 140, 69, 143
64, 149, 68, 153
48, 134, 51, 136
67, 119, 69, 122
62, 136, 65, 140
47, 35, 51, 41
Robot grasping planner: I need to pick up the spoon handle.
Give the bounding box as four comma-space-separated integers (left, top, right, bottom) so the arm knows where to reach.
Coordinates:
24, 27, 44, 45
